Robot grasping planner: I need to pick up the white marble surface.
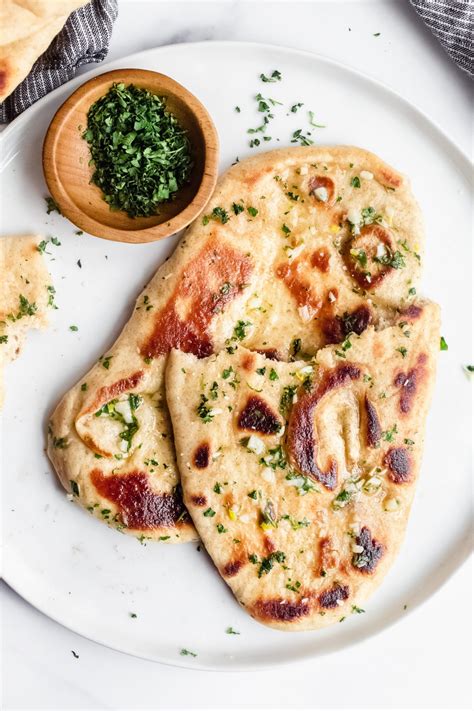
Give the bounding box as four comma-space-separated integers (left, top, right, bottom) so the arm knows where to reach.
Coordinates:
2, 1, 472, 709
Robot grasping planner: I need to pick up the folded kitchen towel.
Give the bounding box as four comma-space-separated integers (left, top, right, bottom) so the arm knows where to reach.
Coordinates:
0, 0, 118, 123
410, 0, 473, 77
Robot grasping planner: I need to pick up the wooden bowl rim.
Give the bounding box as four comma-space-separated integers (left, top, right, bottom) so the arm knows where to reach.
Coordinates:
42, 68, 219, 244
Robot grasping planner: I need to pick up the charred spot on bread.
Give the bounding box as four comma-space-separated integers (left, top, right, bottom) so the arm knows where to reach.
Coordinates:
322, 305, 371, 345
222, 559, 245, 577
140, 240, 253, 360
309, 175, 335, 204
394, 353, 427, 414
193, 442, 210, 468
241, 352, 256, 371
190, 494, 207, 506
364, 395, 381, 447
237, 395, 281, 435
253, 597, 311, 621
318, 536, 339, 575
311, 248, 330, 273
352, 526, 384, 573
81, 371, 144, 416
318, 583, 349, 609
255, 348, 281, 361
399, 304, 423, 320
385, 447, 412, 483
90, 469, 189, 530
343, 225, 396, 290
287, 364, 361, 489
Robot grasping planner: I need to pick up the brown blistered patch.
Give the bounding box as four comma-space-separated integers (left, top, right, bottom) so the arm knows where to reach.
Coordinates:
238, 395, 281, 435
385, 447, 412, 484
322, 305, 371, 345
140, 240, 253, 360
241, 352, 256, 371
190, 495, 207, 507
276, 259, 323, 314
378, 168, 402, 189
222, 559, 244, 577
287, 364, 361, 490
0, 62, 8, 93
318, 583, 349, 609
90, 469, 189, 530
311, 248, 330, 273
263, 536, 276, 554
399, 304, 423, 320
253, 597, 311, 622
352, 526, 384, 574
318, 536, 339, 575
255, 348, 281, 361
394, 353, 427, 415
343, 224, 395, 290
193, 442, 210, 468
309, 175, 335, 204
364, 396, 381, 447
82, 371, 144, 416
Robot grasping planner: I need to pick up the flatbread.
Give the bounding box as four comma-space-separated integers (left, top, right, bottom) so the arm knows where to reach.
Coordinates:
47, 146, 424, 542
0, 0, 87, 101
0, 234, 53, 405
165, 300, 440, 630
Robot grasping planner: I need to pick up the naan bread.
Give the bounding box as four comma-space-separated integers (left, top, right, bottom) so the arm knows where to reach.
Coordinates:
166, 301, 440, 630
47, 146, 424, 542
0, 0, 87, 101
0, 234, 53, 405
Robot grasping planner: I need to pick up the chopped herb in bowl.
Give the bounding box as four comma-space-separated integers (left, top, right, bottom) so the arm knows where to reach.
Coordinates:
83, 82, 194, 218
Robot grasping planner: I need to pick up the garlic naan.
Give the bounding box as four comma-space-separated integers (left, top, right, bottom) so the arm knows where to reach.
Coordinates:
166, 301, 440, 630
47, 146, 424, 542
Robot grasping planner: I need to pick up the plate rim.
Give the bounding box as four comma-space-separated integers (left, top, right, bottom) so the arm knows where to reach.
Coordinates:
2, 39, 472, 671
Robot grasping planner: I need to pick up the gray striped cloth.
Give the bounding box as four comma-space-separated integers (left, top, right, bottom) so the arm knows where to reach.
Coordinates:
0, 0, 118, 123
410, 0, 473, 77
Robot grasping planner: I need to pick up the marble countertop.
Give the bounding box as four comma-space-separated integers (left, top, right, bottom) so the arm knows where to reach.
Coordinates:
2, 1, 472, 709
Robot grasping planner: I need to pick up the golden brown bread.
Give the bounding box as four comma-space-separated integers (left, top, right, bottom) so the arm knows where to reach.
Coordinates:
0, 0, 87, 101
166, 301, 440, 630
47, 146, 425, 542
0, 234, 53, 406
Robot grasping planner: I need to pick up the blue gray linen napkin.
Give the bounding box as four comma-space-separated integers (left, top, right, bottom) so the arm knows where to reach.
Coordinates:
0, 0, 118, 123
410, 0, 473, 77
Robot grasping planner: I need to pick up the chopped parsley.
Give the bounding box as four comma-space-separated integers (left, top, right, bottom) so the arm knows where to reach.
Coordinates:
260, 70, 282, 83
279, 385, 298, 416
46, 285, 57, 309
247, 206, 258, 217
396, 346, 408, 358
269, 368, 279, 381
351, 176, 361, 188
352, 605, 365, 614
374, 249, 406, 270
281, 223, 291, 235
249, 550, 286, 578
232, 202, 244, 215
232, 320, 251, 341
203, 508, 216, 517
180, 648, 197, 657
382, 424, 398, 442
100, 355, 112, 369
70, 480, 79, 496
291, 128, 313, 146
226, 627, 240, 635
197, 394, 214, 423
45, 196, 61, 214
440, 336, 448, 351
83, 83, 193, 217
216, 523, 227, 533
0, 335, 8, 344
69, 325, 78, 332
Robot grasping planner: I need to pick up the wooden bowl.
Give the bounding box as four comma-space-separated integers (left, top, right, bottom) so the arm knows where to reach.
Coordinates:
42, 69, 219, 243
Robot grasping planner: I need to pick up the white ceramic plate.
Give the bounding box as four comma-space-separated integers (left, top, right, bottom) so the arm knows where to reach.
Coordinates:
1, 42, 472, 671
